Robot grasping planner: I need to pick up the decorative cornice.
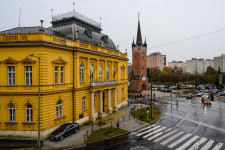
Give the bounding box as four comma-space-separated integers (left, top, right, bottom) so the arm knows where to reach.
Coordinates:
3, 57, 19, 64
20, 57, 36, 64
52, 57, 68, 65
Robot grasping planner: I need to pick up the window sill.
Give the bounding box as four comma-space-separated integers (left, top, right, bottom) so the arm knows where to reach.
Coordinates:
54, 116, 66, 121
5, 122, 18, 125
22, 122, 35, 125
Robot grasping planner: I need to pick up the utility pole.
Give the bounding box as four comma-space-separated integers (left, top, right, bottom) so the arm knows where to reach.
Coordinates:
150, 69, 153, 118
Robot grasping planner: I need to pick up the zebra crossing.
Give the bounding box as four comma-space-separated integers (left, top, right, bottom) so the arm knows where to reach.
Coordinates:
132, 124, 224, 150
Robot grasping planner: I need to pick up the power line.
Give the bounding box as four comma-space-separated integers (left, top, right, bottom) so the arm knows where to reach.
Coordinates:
148, 28, 225, 49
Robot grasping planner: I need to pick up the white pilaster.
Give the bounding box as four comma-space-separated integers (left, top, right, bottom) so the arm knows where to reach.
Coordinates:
113, 88, 118, 112
107, 89, 112, 114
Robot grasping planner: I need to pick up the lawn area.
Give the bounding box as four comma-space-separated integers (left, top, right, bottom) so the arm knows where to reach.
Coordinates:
183, 91, 190, 95
131, 106, 161, 123
87, 127, 128, 143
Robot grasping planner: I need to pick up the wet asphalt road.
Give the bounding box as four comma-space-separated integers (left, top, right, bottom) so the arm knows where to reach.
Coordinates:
100, 95, 225, 150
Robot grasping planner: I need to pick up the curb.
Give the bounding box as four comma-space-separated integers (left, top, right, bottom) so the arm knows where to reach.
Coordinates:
85, 131, 130, 145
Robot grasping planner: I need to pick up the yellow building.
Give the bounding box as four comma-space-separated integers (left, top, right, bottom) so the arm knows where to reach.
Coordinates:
0, 11, 128, 140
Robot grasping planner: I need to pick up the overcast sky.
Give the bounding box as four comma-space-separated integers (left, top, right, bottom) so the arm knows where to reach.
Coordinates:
1, 0, 225, 63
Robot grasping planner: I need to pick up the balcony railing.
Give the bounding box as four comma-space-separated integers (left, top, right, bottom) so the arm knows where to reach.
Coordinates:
89, 80, 117, 87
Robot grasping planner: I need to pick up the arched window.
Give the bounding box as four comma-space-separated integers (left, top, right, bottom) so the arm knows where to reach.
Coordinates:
80, 64, 84, 83
122, 88, 124, 98
113, 66, 115, 80
99, 65, 102, 81
90, 64, 94, 82
26, 103, 33, 122
82, 97, 86, 112
56, 100, 62, 118
8, 103, 15, 122
106, 66, 109, 80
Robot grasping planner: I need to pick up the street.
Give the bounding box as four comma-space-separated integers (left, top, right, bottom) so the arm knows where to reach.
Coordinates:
100, 94, 225, 150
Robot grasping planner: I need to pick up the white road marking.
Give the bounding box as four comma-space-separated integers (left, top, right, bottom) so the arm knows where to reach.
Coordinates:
200, 140, 214, 150
142, 127, 166, 139
174, 113, 189, 128
136, 126, 161, 136
154, 130, 178, 143
188, 137, 207, 150
132, 124, 156, 135
176, 135, 199, 150
212, 142, 223, 150
160, 131, 184, 146
165, 113, 225, 133
193, 118, 202, 134
168, 133, 192, 148
147, 132, 163, 141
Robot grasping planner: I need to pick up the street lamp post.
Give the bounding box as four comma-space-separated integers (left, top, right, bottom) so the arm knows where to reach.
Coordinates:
29, 54, 41, 148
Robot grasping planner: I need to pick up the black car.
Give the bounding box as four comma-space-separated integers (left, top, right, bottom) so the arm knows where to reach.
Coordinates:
186, 94, 193, 99
50, 123, 79, 141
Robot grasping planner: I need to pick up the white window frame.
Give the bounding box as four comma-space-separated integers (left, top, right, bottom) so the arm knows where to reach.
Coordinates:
106, 66, 109, 80
8, 103, 15, 122
56, 100, 62, 118
99, 65, 102, 81
90, 64, 94, 82
60, 66, 64, 84
25, 66, 32, 86
80, 64, 84, 83
121, 69, 125, 79
82, 97, 86, 112
8, 66, 15, 86
55, 66, 59, 84
26, 103, 33, 122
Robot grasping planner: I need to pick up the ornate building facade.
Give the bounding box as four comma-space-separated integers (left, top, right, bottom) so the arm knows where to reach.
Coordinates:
0, 11, 128, 139
128, 18, 148, 92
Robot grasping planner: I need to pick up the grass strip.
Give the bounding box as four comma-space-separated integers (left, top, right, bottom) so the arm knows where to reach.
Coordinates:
87, 127, 127, 143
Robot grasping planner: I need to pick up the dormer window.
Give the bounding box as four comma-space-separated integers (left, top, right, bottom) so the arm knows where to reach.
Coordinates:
84, 29, 92, 38
101, 35, 108, 43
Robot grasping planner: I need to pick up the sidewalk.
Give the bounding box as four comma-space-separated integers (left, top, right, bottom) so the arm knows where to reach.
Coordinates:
43, 103, 149, 150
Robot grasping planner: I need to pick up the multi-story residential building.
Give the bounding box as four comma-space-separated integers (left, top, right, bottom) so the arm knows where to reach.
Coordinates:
168, 61, 186, 72
185, 58, 214, 74
146, 52, 166, 70
0, 11, 128, 140
214, 54, 225, 72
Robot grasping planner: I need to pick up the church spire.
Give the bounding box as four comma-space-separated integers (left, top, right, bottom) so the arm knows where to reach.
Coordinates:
136, 12, 142, 46
144, 36, 147, 47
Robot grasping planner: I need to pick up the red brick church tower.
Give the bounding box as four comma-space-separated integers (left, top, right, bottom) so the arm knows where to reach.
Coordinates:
128, 16, 148, 93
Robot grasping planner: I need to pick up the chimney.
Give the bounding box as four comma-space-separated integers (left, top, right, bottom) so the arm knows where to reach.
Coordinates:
39, 20, 44, 33
75, 30, 79, 41
125, 49, 127, 54
116, 45, 119, 50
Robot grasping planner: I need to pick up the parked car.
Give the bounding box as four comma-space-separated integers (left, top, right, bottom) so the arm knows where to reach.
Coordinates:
201, 96, 211, 106
161, 88, 166, 92
165, 89, 172, 92
186, 94, 193, 99
50, 123, 79, 141
190, 89, 200, 93
196, 92, 204, 97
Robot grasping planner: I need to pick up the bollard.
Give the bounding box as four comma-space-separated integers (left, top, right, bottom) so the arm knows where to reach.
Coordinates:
123, 116, 124, 122
84, 134, 86, 142
100, 123, 101, 130
129, 114, 130, 120
92, 124, 93, 133
141, 104, 142, 108
87, 130, 88, 138
111, 121, 112, 127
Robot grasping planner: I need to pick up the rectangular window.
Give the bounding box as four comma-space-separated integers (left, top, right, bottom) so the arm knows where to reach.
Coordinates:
82, 98, 86, 112
55, 66, 59, 84
26, 108, 33, 122
25, 66, 32, 86
60, 66, 64, 84
8, 66, 15, 86
9, 108, 15, 122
